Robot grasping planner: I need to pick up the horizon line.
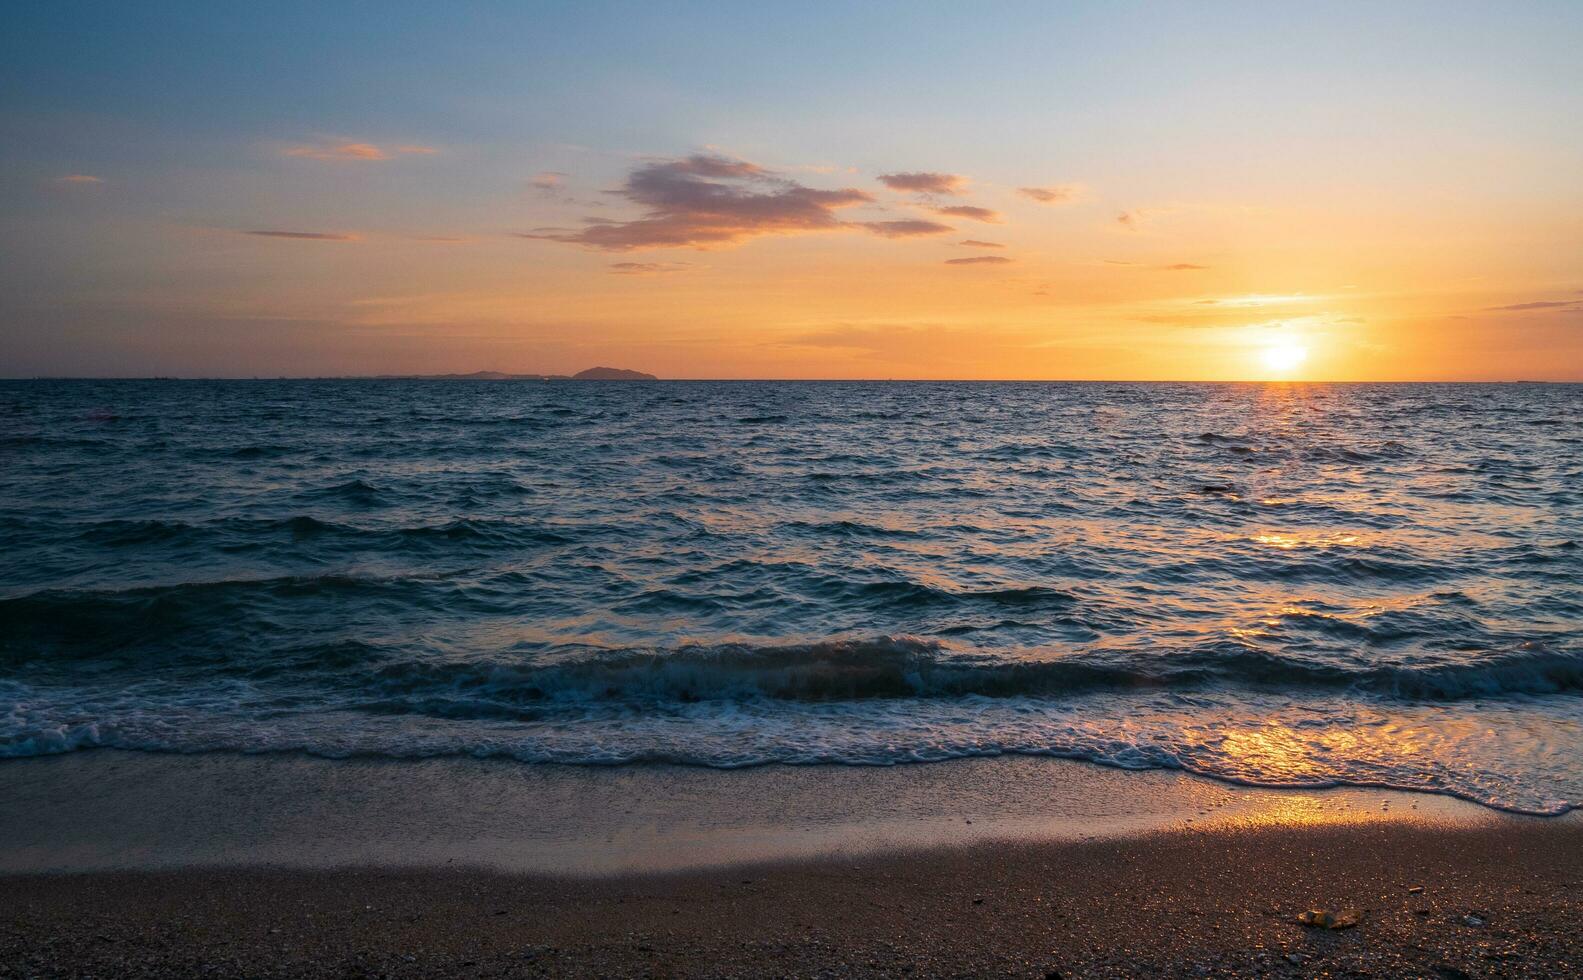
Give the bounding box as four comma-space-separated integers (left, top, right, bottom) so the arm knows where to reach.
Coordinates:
4, 376, 1580, 385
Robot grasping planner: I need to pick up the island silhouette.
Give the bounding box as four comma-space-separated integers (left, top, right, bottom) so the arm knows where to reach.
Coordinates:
571, 367, 657, 380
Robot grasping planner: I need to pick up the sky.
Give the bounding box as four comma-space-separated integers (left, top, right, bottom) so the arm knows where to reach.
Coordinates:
2, 1, 1581, 380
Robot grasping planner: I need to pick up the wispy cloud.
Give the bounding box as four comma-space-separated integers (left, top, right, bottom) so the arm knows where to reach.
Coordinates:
521, 154, 874, 251
859, 219, 954, 238
944, 255, 1012, 266
1162, 263, 1209, 271
877, 172, 967, 195
1116, 207, 1176, 230
281, 140, 438, 162
245, 230, 359, 241
781, 322, 1039, 366
931, 204, 1001, 223
1486, 300, 1579, 311
54, 174, 103, 185
1017, 184, 1082, 205
609, 261, 690, 275
959, 240, 1005, 248
531, 171, 567, 190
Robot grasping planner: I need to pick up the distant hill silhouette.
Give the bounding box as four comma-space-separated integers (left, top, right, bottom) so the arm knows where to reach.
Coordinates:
571, 367, 658, 380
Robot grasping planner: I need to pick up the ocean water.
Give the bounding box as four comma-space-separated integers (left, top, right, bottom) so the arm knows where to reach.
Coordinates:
2, 380, 1580, 815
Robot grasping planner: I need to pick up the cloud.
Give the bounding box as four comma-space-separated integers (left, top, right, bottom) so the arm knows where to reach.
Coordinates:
959, 240, 1005, 248
859, 219, 954, 238
1486, 300, 1578, 311
931, 205, 1001, 223
944, 255, 1012, 266
521, 155, 875, 251
245, 230, 359, 241
531, 171, 567, 190
1135, 311, 1259, 327
281, 140, 437, 162
54, 174, 103, 184
1162, 263, 1209, 271
283, 141, 387, 161
780, 322, 1042, 366
411, 235, 470, 244
1017, 185, 1082, 205
877, 172, 967, 195
609, 261, 690, 275
1116, 207, 1175, 230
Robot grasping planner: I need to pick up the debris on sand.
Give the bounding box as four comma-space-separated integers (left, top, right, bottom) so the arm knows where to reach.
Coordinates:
1297, 908, 1362, 929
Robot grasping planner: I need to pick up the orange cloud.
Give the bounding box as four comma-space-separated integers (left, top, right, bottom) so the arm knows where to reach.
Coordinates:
932, 204, 1001, 223
959, 239, 1005, 248
245, 230, 359, 241
860, 219, 954, 238
1486, 300, 1579, 311
54, 174, 103, 184
1018, 184, 1082, 204
878, 172, 967, 195
944, 255, 1012, 265
609, 261, 690, 275
1162, 263, 1209, 271
1116, 207, 1175, 230
521, 154, 875, 251
281, 140, 437, 161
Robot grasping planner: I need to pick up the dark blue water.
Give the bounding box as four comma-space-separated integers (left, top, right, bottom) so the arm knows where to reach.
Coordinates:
2, 380, 1580, 813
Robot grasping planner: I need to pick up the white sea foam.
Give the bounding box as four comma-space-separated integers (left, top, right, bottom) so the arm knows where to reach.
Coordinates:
3, 677, 1578, 815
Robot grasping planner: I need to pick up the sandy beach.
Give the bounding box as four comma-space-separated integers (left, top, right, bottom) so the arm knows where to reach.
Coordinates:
5, 820, 1582, 977
4, 752, 1581, 977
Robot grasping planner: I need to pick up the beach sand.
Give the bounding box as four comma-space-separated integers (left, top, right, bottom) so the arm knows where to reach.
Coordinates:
3, 753, 1580, 977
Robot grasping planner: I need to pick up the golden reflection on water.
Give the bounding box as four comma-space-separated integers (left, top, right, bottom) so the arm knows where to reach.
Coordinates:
1217, 790, 1420, 831
1233, 792, 1346, 827
1217, 726, 1336, 783
1250, 531, 1362, 550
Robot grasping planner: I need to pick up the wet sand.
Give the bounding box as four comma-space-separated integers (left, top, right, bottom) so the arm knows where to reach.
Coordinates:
0, 751, 1510, 874
3, 753, 1580, 977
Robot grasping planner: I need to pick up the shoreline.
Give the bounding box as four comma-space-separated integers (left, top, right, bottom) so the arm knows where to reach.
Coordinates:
5, 753, 1582, 976
0, 750, 1556, 876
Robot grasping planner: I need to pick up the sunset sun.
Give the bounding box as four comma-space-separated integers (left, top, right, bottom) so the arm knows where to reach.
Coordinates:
1259, 340, 1309, 375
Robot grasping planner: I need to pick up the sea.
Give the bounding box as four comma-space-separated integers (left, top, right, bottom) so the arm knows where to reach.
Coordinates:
2, 380, 1580, 815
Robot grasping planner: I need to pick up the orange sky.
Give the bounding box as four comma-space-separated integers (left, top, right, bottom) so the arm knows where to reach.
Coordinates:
3, 4, 1580, 379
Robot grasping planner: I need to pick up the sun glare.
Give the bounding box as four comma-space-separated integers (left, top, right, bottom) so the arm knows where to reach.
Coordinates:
1259, 341, 1308, 375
